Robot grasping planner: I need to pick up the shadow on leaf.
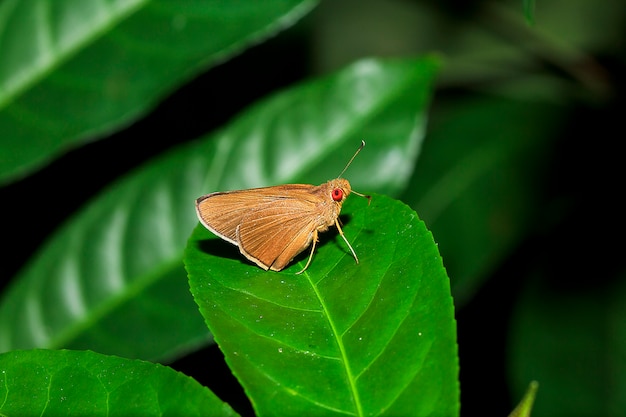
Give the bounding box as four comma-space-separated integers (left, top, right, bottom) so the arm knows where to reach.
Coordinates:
196, 237, 243, 263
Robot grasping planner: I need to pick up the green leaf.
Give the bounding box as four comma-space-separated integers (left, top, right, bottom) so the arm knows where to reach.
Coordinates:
508, 381, 539, 417
185, 194, 459, 416
402, 95, 566, 305
0, 57, 440, 362
0, 0, 317, 183
0, 349, 238, 416
508, 273, 626, 417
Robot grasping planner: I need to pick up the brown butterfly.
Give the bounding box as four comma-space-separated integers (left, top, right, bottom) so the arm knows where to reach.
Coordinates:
195, 141, 370, 274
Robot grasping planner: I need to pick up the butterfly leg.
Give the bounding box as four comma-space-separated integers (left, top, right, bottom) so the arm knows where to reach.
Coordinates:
296, 230, 318, 275
335, 218, 359, 264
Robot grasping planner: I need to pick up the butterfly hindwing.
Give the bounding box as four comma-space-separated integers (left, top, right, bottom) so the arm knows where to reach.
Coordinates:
237, 200, 321, 270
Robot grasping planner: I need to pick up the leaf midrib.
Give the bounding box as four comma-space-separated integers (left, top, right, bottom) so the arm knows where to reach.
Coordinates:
305, 272, 364, 417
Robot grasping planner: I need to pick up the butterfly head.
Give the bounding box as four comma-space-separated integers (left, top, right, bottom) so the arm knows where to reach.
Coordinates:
329, 178, 351, 203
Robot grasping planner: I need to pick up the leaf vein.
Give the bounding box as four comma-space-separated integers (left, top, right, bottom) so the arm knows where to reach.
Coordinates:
244, 355, 357, 417
211, 296, 340, 361
304, 274, 364, 416
223, 286, 323, 313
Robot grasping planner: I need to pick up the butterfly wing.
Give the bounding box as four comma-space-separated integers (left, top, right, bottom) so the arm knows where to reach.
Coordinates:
195, 185, 323, 270
237, 200, 321, 271
196, 190, 266, 245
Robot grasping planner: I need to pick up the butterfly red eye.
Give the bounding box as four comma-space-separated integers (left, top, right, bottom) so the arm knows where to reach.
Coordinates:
332, 188, 343, 201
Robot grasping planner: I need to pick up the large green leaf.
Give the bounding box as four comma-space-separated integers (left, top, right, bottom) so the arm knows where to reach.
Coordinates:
185, 194, 459, 416
0, 349, 238, 416
0, 0, 316, 183
0, 57, 439, 362
402, 96, 566, 305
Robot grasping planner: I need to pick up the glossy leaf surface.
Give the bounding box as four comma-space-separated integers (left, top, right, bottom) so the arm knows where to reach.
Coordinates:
185, 194, 459, 416
0, 349, 238, 416
0, 0, 316, 183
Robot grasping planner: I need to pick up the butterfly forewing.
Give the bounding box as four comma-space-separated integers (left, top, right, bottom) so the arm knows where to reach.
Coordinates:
196, 191, 260, 244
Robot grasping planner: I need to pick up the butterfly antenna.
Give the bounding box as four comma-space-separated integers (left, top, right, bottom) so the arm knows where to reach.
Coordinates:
352, 189, 372, 205
337, 140, 365, 178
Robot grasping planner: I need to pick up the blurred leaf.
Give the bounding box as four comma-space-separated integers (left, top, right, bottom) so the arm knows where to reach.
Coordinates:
0, 349, 238, 416
402, 95, 566, 305
0, 57, 439, 362
509, 381, 539, 417
523, 0, 536, 25
519, 0, 626, 51
185, 194, 459, 416
0, 0, 317, 183
508, 273, 626, 417
312, 1, 537, 93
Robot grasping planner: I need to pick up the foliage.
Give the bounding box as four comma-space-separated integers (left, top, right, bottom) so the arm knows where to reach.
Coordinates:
0, 349, 238, 416
1, 0, 624, 416
186, 195, 457, 416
